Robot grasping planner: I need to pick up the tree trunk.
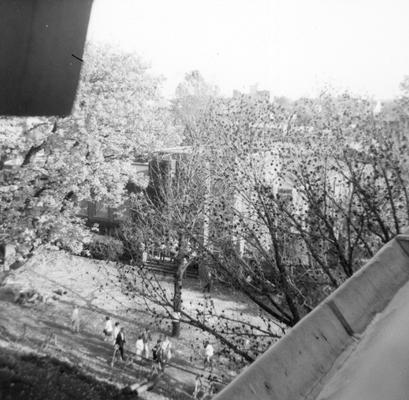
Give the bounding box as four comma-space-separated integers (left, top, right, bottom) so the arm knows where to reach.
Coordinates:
172, 232, 190, 337
172, 263, 184, 337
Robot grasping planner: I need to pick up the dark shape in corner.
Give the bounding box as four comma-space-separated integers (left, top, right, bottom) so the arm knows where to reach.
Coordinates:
0, 0, 93, 116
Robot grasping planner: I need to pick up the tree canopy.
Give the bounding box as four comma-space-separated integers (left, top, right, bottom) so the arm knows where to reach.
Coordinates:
0, 43, 182, 260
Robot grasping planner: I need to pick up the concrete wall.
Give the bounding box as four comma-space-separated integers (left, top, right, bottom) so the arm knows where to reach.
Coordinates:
214, 234, 409, 400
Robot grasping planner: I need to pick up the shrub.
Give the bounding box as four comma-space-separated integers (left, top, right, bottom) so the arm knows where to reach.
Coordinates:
85, 234, 123, 261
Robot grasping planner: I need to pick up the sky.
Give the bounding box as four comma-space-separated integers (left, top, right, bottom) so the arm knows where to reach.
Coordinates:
86, 0, 409, 100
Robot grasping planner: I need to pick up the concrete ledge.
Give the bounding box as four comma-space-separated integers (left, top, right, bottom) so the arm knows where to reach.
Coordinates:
215, 302, 352, 400
215, 235, 409, 400
328, 236, 409, 334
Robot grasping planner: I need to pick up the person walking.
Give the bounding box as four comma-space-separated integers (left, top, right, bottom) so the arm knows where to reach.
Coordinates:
142, 249, 148, 264
116, 327, 126, 361
142, 327, 152, 359
159, 242, 166, 261
203, 271, 213, 293
71, 305, 80, 333
151, 338, 163, 375
113, 322, 120, 345
204, 341, 214, 370
170, 242, 178, 262
135, 334, 144, 362
160, 336, 172, 371
111, 327, 126, 366
103, 316, 113, 341
204, 378, 217, 399
193, 374, 204, 399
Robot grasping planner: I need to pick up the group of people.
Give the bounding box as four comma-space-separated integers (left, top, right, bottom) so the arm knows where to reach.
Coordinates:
159, 241, 180, 262
71, 308, 128, 365
134, 327, 173, 372
71, 307, 217, 396
103, 317, 173, 372
151, 240, 200, 263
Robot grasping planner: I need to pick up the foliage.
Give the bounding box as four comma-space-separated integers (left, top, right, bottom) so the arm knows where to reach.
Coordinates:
0, 43, 181, 260
115, 220, 147, 262
193, 89, 409, 333
172, 70, 218, 145
84, 234, 124, 261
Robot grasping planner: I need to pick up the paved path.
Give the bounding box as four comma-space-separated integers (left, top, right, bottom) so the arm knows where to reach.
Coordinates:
315, 279, 409, 400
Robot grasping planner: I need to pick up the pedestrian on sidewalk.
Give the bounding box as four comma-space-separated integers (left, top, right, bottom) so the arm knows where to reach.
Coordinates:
71, 305, 80, 333
142, 327, 152, 359
162, 335, 172, 361
160, 335, 172, 371
159, 242, 166, 261
193, 374, 204, 399
151, 338, 163, 375
142, 249, 148, 264
204, 341, 214, 370
111, 327, 126, 366
135, 334, 144, 362
205, 378, 217, 398
113, 322, 120, 344
103, 316, 113, 341
203, 270, 213, 293
116, 327, 126, 361
170, 242, 178, 262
